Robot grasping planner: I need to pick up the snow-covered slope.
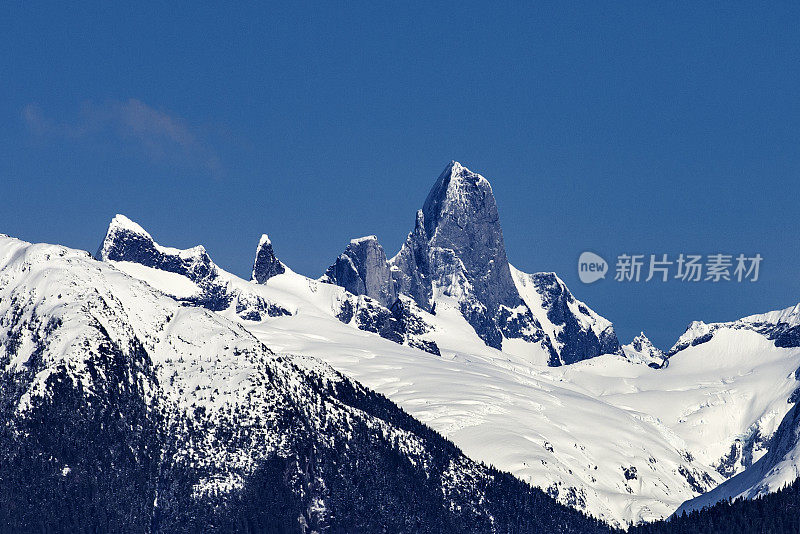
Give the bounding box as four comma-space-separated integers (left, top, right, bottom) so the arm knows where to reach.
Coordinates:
556, 307, 800, 520
96, 216, 729, 527
81, 163, 800, 526
666, 304, 800, 514
669, 304, 800, 356
0, 234, 606, 533
511, 266, 620, 365
560, 327, 800, 478
99, 214, 442, 355
224, 270, 800, 524
677, 401, 800, 516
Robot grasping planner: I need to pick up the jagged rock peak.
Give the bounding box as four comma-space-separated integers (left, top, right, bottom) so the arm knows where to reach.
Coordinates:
252, 233, 285, 283
622, 331, 667, 368
323, 235, 397, 307
108, 213, 150, 237
98, 214, 151, 259
630, 332, 663, 356
419, 161, 517, 308
96, 214, 216, 284
386, 161, 525, 350
512, 267, 620, 364
422, 161, 496, 238
98, 214, 208, 260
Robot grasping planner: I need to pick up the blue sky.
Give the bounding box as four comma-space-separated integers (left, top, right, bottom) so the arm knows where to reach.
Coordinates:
3, 2, 799, 348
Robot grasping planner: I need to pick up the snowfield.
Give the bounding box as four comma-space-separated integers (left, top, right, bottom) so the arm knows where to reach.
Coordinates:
7, 161, 799, 528
2, 234, 613, 533
104, 224, 800, 527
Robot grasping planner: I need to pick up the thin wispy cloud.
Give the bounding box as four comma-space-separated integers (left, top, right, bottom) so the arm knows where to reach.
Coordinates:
22, 99, 222, 177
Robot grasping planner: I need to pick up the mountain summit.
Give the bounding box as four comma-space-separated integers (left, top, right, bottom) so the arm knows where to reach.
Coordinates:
389, 162, 542, 351
321, 235, 397, 307
419, 161, 520, 312
251, 234, 285, 283
391, 161, 519, 313
296, 161, 619, 363
385, 161, 619, 362
622, 332, 667, 368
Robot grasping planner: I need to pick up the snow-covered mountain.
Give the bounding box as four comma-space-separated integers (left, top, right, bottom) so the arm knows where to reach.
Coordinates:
98, 214, 292, 319
84, 161, 800, 526
322, 161, 620, 366
6, 160, 800, 529
671, 305, 800, 514
94, 215, 718, 526
668, 304, 800, 356
678, 402, 800, 516
510, 267, 620, 365
622, 332, 667, 368
99, 214, 441, 355
0, 234, 606, 533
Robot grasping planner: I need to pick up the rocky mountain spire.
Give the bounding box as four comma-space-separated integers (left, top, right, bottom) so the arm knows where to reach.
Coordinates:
252, 234, 285, 283
418, 161, 520, 311
321, 160, 619, 363
321, 235, 397, 307
629, 332, 662, 356
389, 162, 533, 349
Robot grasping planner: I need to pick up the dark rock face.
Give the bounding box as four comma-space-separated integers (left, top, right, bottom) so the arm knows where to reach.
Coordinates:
530, 273, 621, 364
390, 210, 434, 311
98, 215, 217, 284
715, 428, 771, 479
98, 215, 290, 319
668, 326, 717, 356
390, 297, 441, 355
320, 235, 440, 354
766, 324, 800, 348
391, 162, 541, 350
334, 295, 440, 356
420, 161, 521, 313
322, 236, 397, 308
775, 325, 800, 348
251, 234, 285, 283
